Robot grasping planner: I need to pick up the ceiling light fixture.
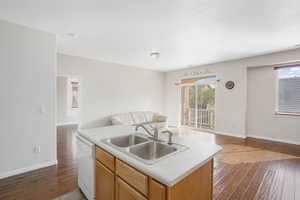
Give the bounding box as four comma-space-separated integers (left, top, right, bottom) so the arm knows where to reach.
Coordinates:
150, 50, 160, 59
66, 33, 79, 38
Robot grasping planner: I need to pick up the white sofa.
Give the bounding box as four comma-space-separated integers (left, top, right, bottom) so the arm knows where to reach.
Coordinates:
79, 111, 167, 130
110, 111, 167, 126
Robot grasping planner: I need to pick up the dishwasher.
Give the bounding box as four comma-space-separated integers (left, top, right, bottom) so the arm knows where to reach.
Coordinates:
76, 134, 95, 200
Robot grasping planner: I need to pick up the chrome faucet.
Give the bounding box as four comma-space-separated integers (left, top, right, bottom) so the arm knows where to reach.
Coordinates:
135, 124, 160, 141
135, 124, 174, 144
162, 130, 174, 145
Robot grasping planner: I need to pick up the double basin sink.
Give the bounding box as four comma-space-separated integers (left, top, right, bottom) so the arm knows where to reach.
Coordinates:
102, 133, 187, 165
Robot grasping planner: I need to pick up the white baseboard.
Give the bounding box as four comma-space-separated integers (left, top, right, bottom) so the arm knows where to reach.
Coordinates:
247, 134, 300, 146
0, 160, 57, 180
56, 122, 78, 127
214, 131, 247, 139
175, 127, 299, 146
178, 126, 247, 139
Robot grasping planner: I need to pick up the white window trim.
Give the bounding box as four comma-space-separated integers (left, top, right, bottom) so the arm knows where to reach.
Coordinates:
274, 64, 300, 117
179, 75, 217, 129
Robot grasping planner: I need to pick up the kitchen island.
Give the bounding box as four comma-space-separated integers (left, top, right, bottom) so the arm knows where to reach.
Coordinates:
78, 125, 221, 200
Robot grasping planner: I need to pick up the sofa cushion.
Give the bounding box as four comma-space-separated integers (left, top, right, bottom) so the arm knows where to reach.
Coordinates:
143, 111, 154, 122
111, 113, 134, 125
131, 112, 147, 124
153, 113, 167, 122
110, 111, 167, 126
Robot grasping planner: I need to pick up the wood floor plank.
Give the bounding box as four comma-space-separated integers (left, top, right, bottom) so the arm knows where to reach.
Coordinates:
214, 163, 252, 200
252, 160, 281, 200
227, 163, 260, 200
295, 159, 300, 200
213, 164, 243, 199
267, 160, 292, 200
280, 160, 296, 200
236, 161, 271, 200
213, 163, 233, 186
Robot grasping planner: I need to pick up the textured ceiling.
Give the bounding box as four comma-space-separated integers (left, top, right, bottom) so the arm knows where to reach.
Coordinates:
0, 0, 300, 71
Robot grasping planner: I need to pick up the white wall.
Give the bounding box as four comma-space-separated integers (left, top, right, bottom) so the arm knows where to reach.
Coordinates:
57, 54, 165, 128
0, 20, 56, 178
56, 76, 80, 125
165, 48, 300, 138
165, 64, 247, 137
247, 66, 300, 145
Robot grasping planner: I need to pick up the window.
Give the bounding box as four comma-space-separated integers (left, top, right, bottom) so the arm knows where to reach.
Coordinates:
181, 76, 217, 130
275, 64, 300, 115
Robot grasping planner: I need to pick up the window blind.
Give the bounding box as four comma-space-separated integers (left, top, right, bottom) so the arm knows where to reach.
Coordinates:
278, 77, 300, 114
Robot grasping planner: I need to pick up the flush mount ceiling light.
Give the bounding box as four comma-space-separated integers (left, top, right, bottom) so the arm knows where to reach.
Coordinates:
150, 50, 160, 59
66, 33, 79, 38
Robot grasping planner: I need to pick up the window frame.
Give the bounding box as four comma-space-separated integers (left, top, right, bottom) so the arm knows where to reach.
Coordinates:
274, 63, 300, 117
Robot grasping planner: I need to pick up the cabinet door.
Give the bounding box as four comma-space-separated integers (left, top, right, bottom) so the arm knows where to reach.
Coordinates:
149, 179, 166, 200
115, 177, 147, 200
96, 161, 114, 200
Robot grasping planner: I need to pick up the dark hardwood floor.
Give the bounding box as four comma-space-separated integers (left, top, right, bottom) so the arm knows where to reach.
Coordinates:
0, 126, 299, 200
213, 154, 300, 200
0, 125, 78, 200
212, 134, 300, 200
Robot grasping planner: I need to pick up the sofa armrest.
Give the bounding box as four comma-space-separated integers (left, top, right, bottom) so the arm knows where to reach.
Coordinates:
152, 113, 168, 122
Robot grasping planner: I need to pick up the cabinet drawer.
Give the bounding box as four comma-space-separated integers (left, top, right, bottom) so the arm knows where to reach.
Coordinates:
116, 159, 148, 196
96, 146, 115, 172
116, 177, 147, 200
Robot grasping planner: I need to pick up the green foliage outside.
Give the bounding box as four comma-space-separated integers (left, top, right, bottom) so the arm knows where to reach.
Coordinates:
188, 85, 215, 109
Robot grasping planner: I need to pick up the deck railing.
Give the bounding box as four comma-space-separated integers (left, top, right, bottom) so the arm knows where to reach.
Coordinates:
182, 108, 215, 130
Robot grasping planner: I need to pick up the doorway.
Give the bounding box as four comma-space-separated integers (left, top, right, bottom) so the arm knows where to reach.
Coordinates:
181, 76, 216, 130
56, 75, 81, 126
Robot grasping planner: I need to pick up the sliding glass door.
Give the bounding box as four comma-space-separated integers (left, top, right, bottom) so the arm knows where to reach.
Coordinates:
181, 78, 216, 130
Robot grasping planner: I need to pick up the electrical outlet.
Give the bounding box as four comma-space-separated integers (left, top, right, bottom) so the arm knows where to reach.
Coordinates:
33, 146, 41, 153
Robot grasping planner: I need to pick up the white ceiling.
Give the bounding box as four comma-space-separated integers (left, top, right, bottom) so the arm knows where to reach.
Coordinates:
0, 0, 300, 71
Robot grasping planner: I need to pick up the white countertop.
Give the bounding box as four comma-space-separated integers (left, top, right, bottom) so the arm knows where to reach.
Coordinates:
78, 125, 222, 186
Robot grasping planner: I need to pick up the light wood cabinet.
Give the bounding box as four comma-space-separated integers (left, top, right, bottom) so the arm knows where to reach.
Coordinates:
96, 161, 114, 200
149, 179, 166, 200
95, 145, 213, 200
167, 160, 213, 200
96, 146, 115, 171
116, 159, 148, 196
115, 177, 147, 200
